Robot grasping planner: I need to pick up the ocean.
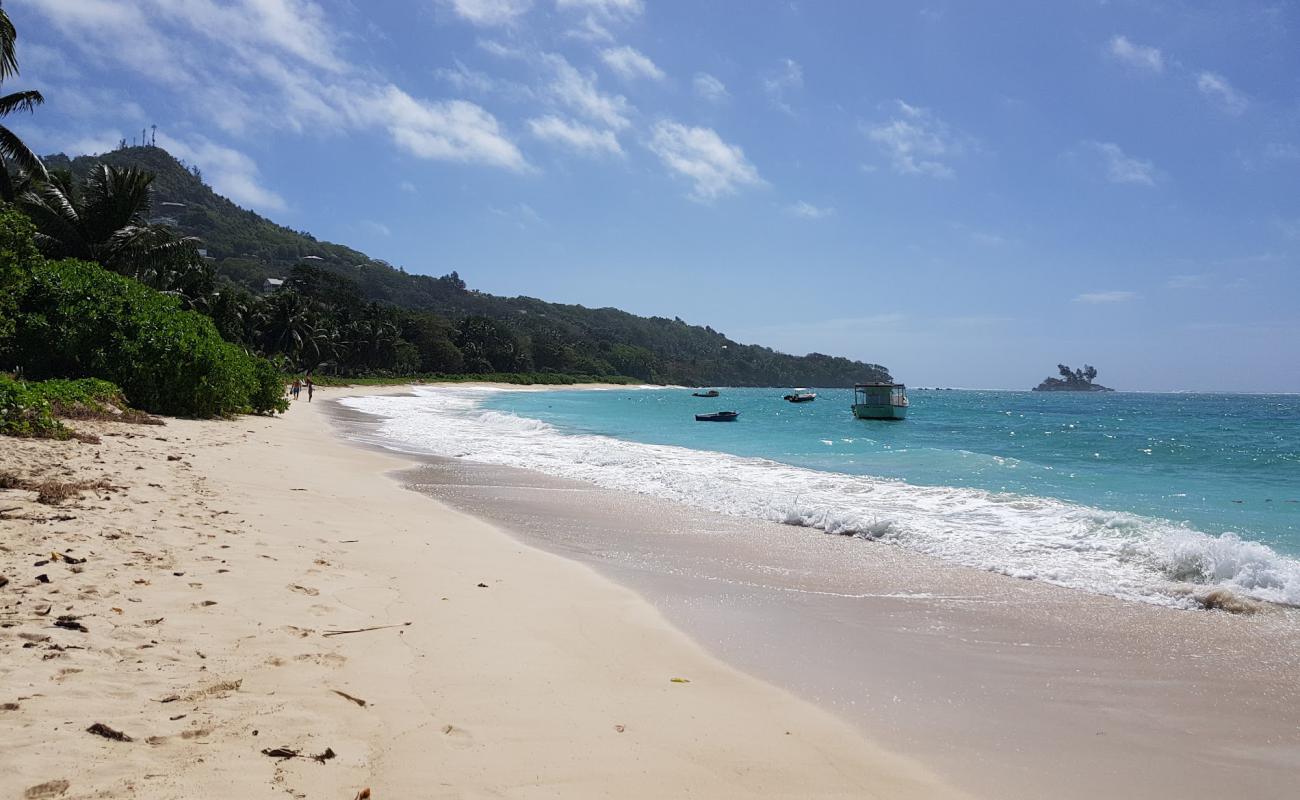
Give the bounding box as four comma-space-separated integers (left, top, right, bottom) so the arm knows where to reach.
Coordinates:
341, 386, 1300, 609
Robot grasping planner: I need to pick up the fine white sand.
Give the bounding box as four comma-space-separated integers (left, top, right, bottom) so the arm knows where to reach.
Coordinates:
1, 386, 962, 799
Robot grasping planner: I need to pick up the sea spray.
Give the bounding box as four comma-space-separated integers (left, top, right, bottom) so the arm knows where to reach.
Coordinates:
342, 387, 1300, 609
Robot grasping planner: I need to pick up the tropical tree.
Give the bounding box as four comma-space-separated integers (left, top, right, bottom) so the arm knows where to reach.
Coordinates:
0, 2, 48, 201
19, 164, 207, 297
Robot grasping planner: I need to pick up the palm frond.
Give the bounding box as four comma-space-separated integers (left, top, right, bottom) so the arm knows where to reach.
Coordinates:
0, 8, 19, 83
0, 89, 43, 117
0, 123, 47, 181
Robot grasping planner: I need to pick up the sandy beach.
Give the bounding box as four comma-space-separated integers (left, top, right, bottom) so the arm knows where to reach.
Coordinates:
1, 385, 960, 800
333, 385, 1300, 800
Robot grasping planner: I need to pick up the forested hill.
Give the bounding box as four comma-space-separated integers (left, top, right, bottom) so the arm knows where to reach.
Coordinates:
44, 146, 890, 387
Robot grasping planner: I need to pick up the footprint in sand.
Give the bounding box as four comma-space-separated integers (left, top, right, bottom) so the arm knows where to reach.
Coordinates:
287, 584, 319, 596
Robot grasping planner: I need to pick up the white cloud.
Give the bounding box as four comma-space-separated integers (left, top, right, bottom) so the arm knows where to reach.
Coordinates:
646, 121, 762, 202
971, 231, 1006, 246
399, 180, 418, 193
1085, 141, 1157, 186
1073, 290, 1138, 304
1197, 71, 1248, 115
763, 58, 803, 114
787, 201, 834, 219
557, 0, 641, 40
363, 86, 530, 172
361, 220, 392, 237
600, 46, 664, 81
693, 73, 728, 103
157, 132, 287, 212
61, 130, 127, 157
528, 115, 623, 157
544, 54, 632, 130
440, 0, 533, 26
27, 0, 533, 176
1107, 35, 1164, 72
864, 100, 964, 178
563, 15, 614, 42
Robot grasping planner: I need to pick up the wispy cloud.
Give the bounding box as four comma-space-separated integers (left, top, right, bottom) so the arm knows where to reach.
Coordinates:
27, 0, 533, 175
1107, 35, 1164, 72
864, 100, 965, 178
557, 0, 642, 41
1073, 290, 1138, 304
787, 201, 834, 219
438, 0, 533, 27
489, 202, 545, 229
361, 220, 392, 237
544, 54, 633, 130
1085, 141, 1156, 186
157, 132, 286, 212
600, 46, 664, 81
646, 121, 763, 202
763, 58, 803, 115
528, 115, 623, 158
693, 72, 728, 103
1197, 71, 1248, 115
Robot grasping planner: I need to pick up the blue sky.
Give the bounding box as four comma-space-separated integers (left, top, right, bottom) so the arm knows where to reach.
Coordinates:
10, 0, 1300, 391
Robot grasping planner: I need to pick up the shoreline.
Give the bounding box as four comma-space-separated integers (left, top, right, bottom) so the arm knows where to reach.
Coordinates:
329, 384, 1300, 799
1, 385, 960, 799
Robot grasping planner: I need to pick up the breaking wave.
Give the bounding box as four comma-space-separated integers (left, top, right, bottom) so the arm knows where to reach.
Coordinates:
342, 387, 1300, 609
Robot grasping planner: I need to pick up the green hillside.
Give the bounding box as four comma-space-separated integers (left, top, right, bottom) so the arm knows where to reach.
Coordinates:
44, 146, 890, 387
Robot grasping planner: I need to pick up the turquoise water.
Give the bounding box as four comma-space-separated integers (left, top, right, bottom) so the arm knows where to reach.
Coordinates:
483, 388, 1300, 556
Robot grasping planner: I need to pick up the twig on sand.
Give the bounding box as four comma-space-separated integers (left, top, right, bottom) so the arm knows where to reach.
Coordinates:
260, 746, 336, 763
331, 689, 367, 707
321, 622, 411, 637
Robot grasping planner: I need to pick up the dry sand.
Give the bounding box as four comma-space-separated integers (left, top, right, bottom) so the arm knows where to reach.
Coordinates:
1, 386, 962, 800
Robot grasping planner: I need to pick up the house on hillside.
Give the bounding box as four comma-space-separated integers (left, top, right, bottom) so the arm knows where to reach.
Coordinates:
263, 277, 285, 292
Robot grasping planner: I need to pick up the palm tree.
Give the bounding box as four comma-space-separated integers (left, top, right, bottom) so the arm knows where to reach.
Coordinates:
19, 163, 205, 291
0, 2, 47, 201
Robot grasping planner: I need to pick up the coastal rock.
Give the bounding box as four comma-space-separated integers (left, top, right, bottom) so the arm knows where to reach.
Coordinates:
1032, 364, 1114, 392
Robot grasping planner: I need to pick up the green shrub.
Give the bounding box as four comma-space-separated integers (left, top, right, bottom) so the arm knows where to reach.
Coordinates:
8, 258, 287, 417
0, 207, 43, 351
0, 374, 69, 438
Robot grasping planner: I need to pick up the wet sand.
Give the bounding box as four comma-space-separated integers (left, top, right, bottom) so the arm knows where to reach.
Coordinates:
330, 399, 1300, 799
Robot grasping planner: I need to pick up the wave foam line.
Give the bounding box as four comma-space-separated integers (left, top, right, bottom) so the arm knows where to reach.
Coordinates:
341, 388, 1300, 609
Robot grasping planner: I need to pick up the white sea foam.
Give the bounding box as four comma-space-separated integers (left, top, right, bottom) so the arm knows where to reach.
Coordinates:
341, 387, 1300, 609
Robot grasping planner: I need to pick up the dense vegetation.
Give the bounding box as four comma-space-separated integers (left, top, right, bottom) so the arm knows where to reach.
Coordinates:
44, 146, 891, 387
6, 248, 285, 416
0, 375, 134, 438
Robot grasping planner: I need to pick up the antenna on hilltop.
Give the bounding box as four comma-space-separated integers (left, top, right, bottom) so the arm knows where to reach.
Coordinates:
151, 124, 157, 147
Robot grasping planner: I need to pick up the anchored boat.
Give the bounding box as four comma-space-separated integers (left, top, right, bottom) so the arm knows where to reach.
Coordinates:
783, 389, 817, 403
692, 389, 720, 398
851, 383, 908, 420
695, 411, 739, 422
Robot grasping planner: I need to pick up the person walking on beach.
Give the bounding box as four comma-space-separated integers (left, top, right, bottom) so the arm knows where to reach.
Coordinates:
291, 378, 301, 400
305, 376, 314, 402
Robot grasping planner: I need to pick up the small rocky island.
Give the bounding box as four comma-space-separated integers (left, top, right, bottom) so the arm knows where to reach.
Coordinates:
1033, 364, 1114, 392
